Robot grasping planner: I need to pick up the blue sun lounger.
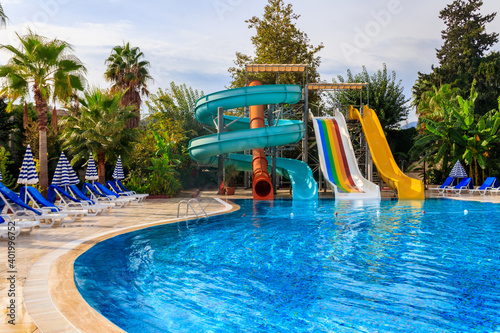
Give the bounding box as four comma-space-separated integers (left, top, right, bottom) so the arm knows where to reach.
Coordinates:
430, 177, 458, 196
451, 177, 474, 196
67, 185, 113, 213
48, 185, 108, 216
469, 177, 499, 196
0, 182, 58, 228
114, 179, 149, 201
20, 186, 88, 222
82, 183, 130, 208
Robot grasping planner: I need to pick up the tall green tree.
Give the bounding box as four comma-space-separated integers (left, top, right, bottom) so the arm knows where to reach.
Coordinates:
413, 0, 498, 113
59, 88, 139, 184
104, 42, 153, 129
0, 30, 86, 191
328, 64, 409, 130
228, 0, 323, 87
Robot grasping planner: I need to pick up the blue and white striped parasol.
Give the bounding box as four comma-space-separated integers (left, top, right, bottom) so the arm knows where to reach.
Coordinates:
52, 152, 80, 186
112, 156, 125, 180
17, 144, 39, 185
449, 160, 468, 178
0, 168, 3, 181
85, 152, 98, 181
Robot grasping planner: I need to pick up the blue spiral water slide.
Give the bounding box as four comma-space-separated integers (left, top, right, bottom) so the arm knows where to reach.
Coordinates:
188, 84, 318, 200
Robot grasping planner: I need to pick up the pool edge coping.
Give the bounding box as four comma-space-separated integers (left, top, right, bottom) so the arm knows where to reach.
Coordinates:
23, 198, 239, 333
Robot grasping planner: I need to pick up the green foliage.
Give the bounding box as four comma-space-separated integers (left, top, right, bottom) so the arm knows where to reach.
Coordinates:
59, 88, 140, 182
328, 64, 409, 130
411, 83, 500, 184
0, 146, 15, 187
127, 130, 182, 197
224, 163, 239, 187
415, 84, 461, 130
228, 0, 323, 88
413, 0, 498, 115
104, 42, 152, 128
0, 29, 87, 191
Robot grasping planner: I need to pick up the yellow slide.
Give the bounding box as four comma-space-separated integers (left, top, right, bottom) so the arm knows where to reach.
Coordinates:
349, 105, 424, 200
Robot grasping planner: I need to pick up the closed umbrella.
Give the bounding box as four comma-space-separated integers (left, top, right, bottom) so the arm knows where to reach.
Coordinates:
85, 153, 98, 182
17, 144, 39, 185
17, 144, 39, 202
52, 152, 79, 187
112, 156, 125, 180
449, 160, 468, 179
0, 169, 3, 182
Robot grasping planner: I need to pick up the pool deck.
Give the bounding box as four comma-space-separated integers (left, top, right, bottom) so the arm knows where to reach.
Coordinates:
2, 188, 500, 332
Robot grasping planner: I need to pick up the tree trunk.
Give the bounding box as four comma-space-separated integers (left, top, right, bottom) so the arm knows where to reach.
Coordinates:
34, 86, 49, 194
23, 101, 28, 129
97, 150, 106, 184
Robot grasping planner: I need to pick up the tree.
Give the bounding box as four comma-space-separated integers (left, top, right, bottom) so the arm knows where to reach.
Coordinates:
415, 84, 461, 131
411, 85, 500, 184
0, 3, 7, 28
104, 42, 153, 128
228, 0, 323, 88
0, 30, 86, 191
59, 88, 139, 184
413, 0, 498, 114
328, 64, 410, 130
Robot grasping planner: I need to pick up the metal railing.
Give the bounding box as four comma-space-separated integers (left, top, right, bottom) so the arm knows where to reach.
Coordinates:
176, 198, 208, 218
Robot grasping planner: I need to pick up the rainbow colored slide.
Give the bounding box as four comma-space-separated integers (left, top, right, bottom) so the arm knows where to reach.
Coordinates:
312, 110, 380, 200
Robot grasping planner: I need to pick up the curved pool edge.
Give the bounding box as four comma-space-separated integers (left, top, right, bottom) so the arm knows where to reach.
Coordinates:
23, 198, 239, 333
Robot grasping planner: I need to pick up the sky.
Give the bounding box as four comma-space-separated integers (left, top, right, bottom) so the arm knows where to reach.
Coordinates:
0, 0, 499, 125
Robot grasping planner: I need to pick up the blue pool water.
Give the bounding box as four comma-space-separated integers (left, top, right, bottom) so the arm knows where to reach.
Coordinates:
74, 199, 500, 332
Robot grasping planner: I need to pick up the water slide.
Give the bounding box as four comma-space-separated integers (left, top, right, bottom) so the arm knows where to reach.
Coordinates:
189, 84, 318, 200
312, 110, 380, 200
349, 105, 425, 200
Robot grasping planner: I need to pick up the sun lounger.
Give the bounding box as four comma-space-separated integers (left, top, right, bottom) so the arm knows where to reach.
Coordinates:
67, 185, 113, 213
0, 182, 62, 228
0, 211, 39, 238
429, 177, 458, 196
94, 182, 136, 203
451, 177, 474, 196
106, 181, 144, 202
82, 183, 130, 208
20, 186, 88, 222
469, 177, 499, 196
48, 185, 108, 216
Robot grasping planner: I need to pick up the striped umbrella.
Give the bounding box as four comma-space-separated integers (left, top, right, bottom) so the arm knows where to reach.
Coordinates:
17, 144, 39, 185
52, 152, 80, 186
112, 156, 125, 180
85, 152, 98, 181
0, 168, 3, 181
449, 160, 468, 179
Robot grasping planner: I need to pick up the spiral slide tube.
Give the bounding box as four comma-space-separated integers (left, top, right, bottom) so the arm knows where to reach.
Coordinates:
189, 84, 318, 200
350, 105, 424, 200
312, 110, 380, 200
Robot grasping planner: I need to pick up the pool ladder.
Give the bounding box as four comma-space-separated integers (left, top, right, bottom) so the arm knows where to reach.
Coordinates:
177, 198, 208, 218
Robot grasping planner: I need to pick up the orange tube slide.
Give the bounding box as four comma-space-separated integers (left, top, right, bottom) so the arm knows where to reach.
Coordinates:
248, 80, 273, 200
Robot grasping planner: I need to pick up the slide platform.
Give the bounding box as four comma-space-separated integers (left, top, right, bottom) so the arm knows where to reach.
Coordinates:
312, 110, 380, 200
350, 106, 424, 200
189, 84, 318, 200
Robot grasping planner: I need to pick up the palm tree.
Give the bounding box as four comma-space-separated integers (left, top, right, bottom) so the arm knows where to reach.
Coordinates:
0, 30, 87, 191
104, 42, 152, 128
0, 3, 8, 28
59, 88, 140, 184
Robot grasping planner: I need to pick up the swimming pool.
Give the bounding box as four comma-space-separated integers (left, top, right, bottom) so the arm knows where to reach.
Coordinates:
74, 199, 500, 332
